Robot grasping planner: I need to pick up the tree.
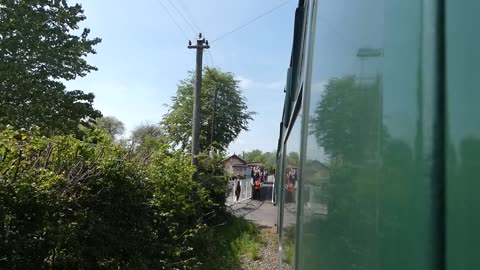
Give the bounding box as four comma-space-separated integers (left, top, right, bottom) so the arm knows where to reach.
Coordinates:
131, 122, 163, 145
130, 122, 164, 152
242, 149, 276, 171
242, 149, 265, 163
0, 0, 102, 135
96, 116, 125, 138
161, 67, 255, 152
263, 151, 277, 171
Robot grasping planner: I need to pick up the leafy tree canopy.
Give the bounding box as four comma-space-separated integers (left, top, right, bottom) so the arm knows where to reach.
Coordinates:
129, 122, 165, 153
242, 149, 264, 163
131, 122, 163, 145
161, 67, 255, 152
96, 116, 125, 138
0, 0, 102, 135
241, 149, 276, 171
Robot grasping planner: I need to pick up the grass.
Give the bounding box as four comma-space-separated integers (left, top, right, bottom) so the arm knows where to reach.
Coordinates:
282, 225, 296, 265
198, 213, 263, 270
234, 231, 263, 260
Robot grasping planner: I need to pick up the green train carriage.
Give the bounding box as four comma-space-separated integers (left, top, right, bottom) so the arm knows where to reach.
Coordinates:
276, 0, 480, 269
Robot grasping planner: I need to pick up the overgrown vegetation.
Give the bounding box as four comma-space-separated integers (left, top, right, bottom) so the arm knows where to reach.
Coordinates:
235, 231, 263, 261
197, 213, 262, 270
0, 127, 229, 269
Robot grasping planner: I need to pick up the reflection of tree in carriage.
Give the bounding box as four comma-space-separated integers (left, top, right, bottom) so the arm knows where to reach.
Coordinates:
304, 73, 385, 268
310, 75, 383, 163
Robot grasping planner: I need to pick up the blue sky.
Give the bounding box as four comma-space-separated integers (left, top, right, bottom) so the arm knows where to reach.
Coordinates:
65, 0, 297, 154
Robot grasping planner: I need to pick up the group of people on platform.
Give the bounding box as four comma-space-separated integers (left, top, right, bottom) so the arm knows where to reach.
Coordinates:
251, 166, 268, 200
250, 166, 268, 183
233, 166, 271, 203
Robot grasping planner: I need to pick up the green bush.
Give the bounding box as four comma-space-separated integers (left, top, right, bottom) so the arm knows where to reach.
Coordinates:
0, 127, 214, 269
197, 149, 229, 213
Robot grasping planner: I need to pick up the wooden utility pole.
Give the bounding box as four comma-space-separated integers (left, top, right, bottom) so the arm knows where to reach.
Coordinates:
188, 33, 209, 166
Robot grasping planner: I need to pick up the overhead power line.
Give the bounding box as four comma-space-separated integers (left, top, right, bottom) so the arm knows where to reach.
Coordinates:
167, 0, 198, 35
169, 0, 212, 66
211, 0, 291, 44
176, 0, 202, 33
153, 0, 190, 40
207, 50, 215, 67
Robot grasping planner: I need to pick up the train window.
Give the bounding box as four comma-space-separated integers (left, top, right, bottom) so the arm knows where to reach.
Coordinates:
290, 5, 306, 97
280, 95, 302, 269
282, 68, 293, 127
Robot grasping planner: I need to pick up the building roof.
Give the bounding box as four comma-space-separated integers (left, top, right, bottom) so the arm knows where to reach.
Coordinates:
225, 154, 247, 165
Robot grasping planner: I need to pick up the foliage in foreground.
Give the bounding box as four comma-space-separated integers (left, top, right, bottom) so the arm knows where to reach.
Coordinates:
0, 127, 222, 269
197, 149, 230, 211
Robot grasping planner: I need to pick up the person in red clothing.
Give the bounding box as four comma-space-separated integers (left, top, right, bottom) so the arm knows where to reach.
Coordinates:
254, 179, 261, 200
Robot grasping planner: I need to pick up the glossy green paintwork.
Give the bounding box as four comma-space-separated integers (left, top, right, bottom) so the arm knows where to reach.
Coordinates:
278, 0, 446, 269
446, 1, 480, 269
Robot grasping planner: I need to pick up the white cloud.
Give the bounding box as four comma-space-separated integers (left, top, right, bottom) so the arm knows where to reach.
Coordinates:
237, 76, 254, 90
236, 75, 285, 91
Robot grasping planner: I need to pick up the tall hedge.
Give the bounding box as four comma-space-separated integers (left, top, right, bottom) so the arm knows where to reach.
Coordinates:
0, 127, 216, 269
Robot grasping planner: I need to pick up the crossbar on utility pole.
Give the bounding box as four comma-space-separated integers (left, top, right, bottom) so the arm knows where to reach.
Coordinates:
188, 33, 210, 167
